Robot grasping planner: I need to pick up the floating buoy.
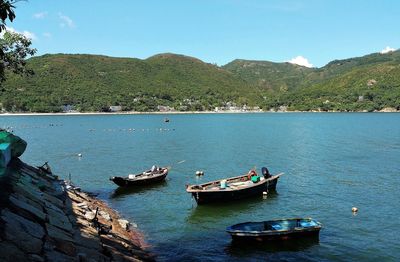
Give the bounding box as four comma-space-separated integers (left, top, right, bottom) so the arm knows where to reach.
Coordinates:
195, 171, 204, 176
262, 191, 268, 199
352, 207, 358, 213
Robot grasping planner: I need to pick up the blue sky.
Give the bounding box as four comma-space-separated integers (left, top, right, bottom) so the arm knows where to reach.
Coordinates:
8, 0, 400, 67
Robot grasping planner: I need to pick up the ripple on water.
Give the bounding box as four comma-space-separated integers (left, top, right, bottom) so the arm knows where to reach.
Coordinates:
3, 113, 400, 261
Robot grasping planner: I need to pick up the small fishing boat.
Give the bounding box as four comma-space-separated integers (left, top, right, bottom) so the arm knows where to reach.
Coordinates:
226, 218, 322, 242
186, 167, 282, 205
110, 166, 168, 187
164, 117, 170, 122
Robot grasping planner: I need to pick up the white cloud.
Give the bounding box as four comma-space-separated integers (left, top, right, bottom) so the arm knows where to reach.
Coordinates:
1, 26, 37, 40
288, 55, 313, 68
43, 32, 52, 38
380, 46, 396, 54
58, 13, 75, 28
33, 12, 47, 19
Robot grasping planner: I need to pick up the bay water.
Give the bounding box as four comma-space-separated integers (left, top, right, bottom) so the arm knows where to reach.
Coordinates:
1, 113, 399, 261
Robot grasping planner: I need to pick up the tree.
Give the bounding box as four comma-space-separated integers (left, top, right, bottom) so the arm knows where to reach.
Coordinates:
0, 31, 36, 82
0, 0, 15, 33
0, 0, 36, 83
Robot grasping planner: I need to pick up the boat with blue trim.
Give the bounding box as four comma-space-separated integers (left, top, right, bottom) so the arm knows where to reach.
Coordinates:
226, 218, 322, 241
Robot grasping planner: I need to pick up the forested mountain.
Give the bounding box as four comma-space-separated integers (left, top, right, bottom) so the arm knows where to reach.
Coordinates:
1, 51, 399, 112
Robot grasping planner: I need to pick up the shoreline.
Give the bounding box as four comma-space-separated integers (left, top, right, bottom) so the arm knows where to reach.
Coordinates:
0, 159, 154, 261
0, 109, 399, 116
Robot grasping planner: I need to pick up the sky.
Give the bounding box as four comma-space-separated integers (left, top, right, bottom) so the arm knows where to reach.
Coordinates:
7, 0, 400, 68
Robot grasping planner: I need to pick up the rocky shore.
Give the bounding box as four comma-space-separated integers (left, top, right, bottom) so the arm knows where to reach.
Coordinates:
0, 159, 154, 262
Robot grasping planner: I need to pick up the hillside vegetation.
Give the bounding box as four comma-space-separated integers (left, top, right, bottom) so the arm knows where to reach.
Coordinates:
1, 51, 400, 112
1, 53, 260, 112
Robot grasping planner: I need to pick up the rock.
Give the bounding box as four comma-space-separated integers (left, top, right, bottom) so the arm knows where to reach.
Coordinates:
0, 242, 28, 261
53, 239, 76, 256
43, 191, 65, 209
73, 230, 102, 251
84, 211, 96, 220
13, 181, 44, 204
9, 194, 47, 222
118, 219, 131, 230
76, 215, 92, 227
68, 191, 88, 203
102, 243, 139, 262
10, 192, 43, 212
77, 202, 88, 208
46, 206, 73, 232
44, 199, 64, 215
28, 254, 45, 262
46, 223, 74, 242
1, 209, 44, 254
1, 209, 45, 239
130, 248, 156, 261
45, 249, 75, 262
99, 210, 112, 221
75, 246, 108, 262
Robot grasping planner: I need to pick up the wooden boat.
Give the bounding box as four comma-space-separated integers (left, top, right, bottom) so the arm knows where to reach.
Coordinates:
226, 218, 322, 242
110, 167, 168, 187
186, 167, 282, 205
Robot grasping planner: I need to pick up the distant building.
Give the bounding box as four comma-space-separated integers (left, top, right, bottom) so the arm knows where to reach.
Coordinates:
61, 104, 75, 112
109, 106, 122, 112
157, 105, 175, 112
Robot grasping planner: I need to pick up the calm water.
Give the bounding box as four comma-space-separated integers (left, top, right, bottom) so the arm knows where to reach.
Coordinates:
1, 113, 400, 261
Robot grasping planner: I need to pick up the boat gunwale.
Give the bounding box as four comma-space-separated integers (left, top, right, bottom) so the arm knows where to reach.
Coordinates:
186, 172, 283, 193
113, 167, 168, 181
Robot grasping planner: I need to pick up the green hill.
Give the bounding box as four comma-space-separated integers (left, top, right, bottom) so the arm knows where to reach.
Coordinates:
1, 53, 261, 112
1, 51, 400, 112
224, 51, 400, 111
223, 59, 315, 92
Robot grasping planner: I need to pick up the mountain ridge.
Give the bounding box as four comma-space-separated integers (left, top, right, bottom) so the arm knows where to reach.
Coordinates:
1, 50, 399, 112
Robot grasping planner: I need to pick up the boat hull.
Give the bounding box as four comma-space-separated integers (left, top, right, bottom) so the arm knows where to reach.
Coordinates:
110, 170, 168, 187
190, 176, 278, 205
229, 228, 320, 242
227, 218, 322, 242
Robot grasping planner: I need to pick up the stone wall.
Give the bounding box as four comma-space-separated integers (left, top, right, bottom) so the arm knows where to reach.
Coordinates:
0, 159, 154, 261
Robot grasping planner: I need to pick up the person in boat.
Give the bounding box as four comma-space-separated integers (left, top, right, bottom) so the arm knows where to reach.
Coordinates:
248, 170, 257, 180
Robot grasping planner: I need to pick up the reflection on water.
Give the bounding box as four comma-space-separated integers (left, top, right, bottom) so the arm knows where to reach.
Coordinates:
111, 181, 168, 198
226, 237, 320, 256
187, 191, 279, 223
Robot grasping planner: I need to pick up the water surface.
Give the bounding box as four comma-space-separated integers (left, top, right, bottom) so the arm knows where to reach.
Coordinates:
1, 113, 399, 261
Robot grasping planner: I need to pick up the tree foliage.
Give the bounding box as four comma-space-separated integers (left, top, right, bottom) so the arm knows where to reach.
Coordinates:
0, 0, 36, 83
0, 0, 15, 33
0, 31, 36, 82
